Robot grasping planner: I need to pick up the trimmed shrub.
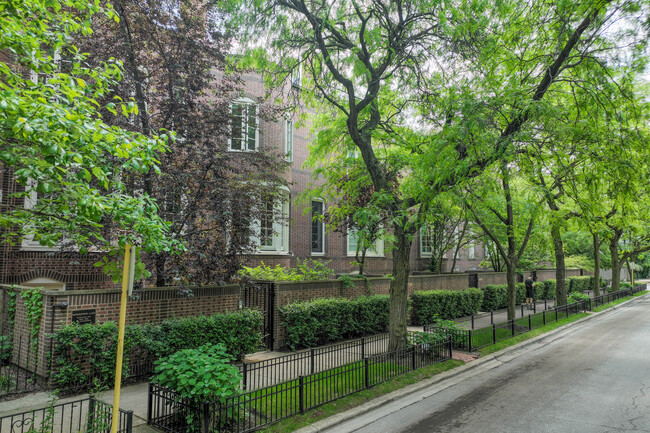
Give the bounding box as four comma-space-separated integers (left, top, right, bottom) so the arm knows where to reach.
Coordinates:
541, 280, 556, 300
480, 282, 550, 311
587, 276, 606, 289
51, 322, 125, 392
279, 295, 390, 350
480, 285, 508, 311
158, 309, 263, 361
568, 276, 591, 293
51, 309, 263, 391
568, 292, 590, 304
410, 289, 483, 325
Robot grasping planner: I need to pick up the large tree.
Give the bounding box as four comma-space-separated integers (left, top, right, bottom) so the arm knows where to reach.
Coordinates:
518, 39, 649, 299
80, 0, 290, 285
464, 162, 543, 319
224, 0, 648, 348
0, 0, 177, 258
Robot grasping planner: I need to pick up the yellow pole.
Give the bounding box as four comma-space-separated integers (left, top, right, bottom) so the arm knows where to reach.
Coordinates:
111, 243, 131, 433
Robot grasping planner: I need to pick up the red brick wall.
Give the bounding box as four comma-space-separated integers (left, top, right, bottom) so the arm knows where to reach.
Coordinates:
1, 284, 241, 379
1, 250, 116, 291
535, 269, 582, 282
476, 272, 508, 287
408, 274, 470, 293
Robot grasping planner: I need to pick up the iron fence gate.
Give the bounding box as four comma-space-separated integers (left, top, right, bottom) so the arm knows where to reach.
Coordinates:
243, 281, 275, 350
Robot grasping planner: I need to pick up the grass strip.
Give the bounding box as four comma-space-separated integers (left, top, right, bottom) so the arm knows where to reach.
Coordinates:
244, 360, 406, 417
257, 359, 463, 433
591, 290, 648, 312
478, 313, 589, 356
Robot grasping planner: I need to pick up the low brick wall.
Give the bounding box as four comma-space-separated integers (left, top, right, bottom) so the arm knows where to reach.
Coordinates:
409, 274, 469, 292
475, 272, 508, 288
1, 284, 240, 378
535, 269, 582, 282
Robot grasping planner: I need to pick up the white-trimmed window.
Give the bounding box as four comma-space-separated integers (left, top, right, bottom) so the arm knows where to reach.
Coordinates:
21, 179, 58, 251
291, 64, 302, 88
229, 97, 258, 151
311, 200, 325, 255
284, 119, 293, 162
420, 226, 433, 258
468, 240, 476, 259
251, 190, 290, 254
347, 229, 383, 257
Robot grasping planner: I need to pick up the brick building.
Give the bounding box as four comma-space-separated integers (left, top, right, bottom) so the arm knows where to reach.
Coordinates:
235, 72, 488, 276
0, 72, 488, 291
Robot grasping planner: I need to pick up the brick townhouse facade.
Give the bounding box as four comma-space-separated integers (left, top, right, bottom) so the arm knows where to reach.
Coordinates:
0, 72, 488, 291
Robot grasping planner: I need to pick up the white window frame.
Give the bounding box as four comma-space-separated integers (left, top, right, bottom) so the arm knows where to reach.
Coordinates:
251, 189, 290, 254
21, 179, 58, 251
468, 243, 476, 259
346, 229, 384, 257
420, 226, 433, 258
467, 229, 475, 259
229, 97, 259, 152
311, 200, 325, 255
284, 118, 293, 162
291, 64, 302, 88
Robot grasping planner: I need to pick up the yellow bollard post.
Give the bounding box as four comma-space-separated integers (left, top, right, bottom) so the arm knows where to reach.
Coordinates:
111, 244, 132, 433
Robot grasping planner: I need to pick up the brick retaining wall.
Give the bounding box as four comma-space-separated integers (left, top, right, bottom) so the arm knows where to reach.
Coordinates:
0, 284, 240, 379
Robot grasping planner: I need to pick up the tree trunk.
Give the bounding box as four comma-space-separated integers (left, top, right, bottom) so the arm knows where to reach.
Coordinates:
609, 235, 621, 292
502, 161, 518, 321
155, 254, 167, 287
358, 248, 366, 276
505, 260, 517, 320
626, 259, 634, 286
388, 225, 412, 352
592, 232, 601, 297
552, 224, 567, 306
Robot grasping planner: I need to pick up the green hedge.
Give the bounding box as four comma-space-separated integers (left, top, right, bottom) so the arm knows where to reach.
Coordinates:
155, 309, 263, 360
279, 295, 390, 350
51, 309, 263, 392
541, 280, 556, 300
410, 289, 483, 325
587, 276, 605, 289
480, 283, 528, 311
479, 281, 558, 311
567, 276, 591, 293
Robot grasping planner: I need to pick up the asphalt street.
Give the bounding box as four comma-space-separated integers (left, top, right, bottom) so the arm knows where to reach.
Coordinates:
325, 295, 650, 433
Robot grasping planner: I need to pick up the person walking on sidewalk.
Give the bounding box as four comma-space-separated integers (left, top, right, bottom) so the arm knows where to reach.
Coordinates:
525, 274, 536, 310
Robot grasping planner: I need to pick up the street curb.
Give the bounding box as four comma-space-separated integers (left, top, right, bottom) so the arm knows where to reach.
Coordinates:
295, 291, 648, 433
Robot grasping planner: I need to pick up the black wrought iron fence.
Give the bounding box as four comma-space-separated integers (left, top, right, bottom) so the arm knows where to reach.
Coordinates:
239, 332, 392, 390
455, 299, 557, 330
427, 285, 647, 352
0, 334, 44, 398
590, 284, 646, 309
0, 396, 132, 433
148, 338, 452, 433
426, 299, 589, 352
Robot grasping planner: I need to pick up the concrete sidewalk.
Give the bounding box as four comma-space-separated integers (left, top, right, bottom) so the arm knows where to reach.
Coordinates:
1, 283, 646, 432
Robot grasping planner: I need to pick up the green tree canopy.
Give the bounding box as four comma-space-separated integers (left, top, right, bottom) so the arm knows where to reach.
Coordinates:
0, 0, 178, 256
